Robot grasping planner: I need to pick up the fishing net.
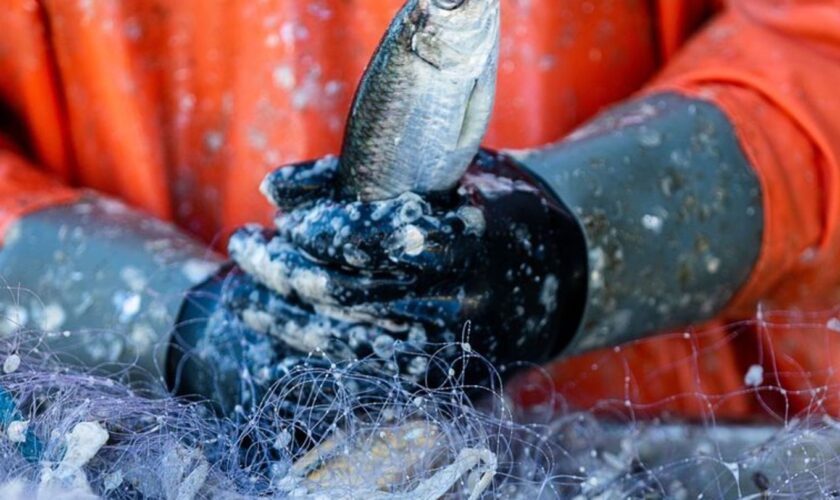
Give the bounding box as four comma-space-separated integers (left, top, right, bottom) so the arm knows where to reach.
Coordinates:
1, 291, 840, 499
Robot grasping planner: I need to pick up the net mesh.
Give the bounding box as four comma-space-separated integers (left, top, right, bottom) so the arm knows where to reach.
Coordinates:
1, 296, 840, 498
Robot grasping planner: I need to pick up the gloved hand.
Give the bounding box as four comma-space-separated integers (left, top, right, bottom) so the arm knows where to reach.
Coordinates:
224, 150, 588, 389
169, 93, 766, 446
169, 94, 764, 430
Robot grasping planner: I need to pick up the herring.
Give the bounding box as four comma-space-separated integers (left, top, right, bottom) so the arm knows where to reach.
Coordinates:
338, 0, 500, 201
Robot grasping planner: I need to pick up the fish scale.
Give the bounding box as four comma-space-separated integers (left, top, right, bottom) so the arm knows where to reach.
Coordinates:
338, 0, 500, 201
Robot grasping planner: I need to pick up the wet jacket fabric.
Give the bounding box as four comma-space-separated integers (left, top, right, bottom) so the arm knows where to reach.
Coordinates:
1, 0, 840, 419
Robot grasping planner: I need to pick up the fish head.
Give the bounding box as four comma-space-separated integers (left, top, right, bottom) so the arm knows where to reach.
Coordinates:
409, 0, 500, 75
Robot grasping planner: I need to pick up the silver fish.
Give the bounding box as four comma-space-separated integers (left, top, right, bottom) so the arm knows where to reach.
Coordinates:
338, 0, 500, 201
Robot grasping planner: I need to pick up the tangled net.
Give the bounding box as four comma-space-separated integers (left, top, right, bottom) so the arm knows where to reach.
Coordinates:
1, 307, 840, 498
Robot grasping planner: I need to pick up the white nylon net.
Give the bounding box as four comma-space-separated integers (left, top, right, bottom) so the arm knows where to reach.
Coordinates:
0, 302, 839, 498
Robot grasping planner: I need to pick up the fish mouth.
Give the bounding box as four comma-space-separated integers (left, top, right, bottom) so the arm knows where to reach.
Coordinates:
423, 1, 500, 61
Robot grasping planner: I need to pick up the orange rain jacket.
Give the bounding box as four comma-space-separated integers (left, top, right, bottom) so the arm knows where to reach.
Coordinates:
1, 0, 840, 421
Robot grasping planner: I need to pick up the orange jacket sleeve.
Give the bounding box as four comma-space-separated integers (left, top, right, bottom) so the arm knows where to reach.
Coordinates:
650, 0, 840, 316
0, 1, 80, 244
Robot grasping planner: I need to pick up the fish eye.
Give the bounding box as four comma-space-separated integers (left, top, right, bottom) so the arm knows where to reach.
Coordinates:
432, 0, 466, 10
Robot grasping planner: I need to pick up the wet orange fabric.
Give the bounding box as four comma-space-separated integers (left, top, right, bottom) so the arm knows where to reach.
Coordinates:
513, 321, 761, 419
0, 0, 661, 241
1, 1, 839, 420
518, 311, 840, 421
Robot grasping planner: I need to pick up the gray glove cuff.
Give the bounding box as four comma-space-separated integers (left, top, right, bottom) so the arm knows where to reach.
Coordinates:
0, 195, 223, 387
513, 93, 763, 353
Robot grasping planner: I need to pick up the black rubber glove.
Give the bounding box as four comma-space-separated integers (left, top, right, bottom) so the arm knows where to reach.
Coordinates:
225, 150, 587, 389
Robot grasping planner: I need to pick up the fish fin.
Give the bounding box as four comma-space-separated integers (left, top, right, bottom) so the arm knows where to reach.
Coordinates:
456, 63, 496, 149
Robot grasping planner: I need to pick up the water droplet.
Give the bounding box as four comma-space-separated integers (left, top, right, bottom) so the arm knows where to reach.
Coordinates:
407, 326, 427, 346
373, 335, 396, 359
407, 356, 428, 376
3, 354, 20, 374
641, 214, 663, 233
456, 206, 486, 236
342, 244, 370, 267
6, 420, 28, 443
397, 198, 424, 224
273, 429, 292, 450
637, 127, 662, 148
744, 364, 764, 387
705, 255, 721, 274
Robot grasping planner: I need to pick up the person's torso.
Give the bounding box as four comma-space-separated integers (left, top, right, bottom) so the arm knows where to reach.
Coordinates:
0, 0, 716, 244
